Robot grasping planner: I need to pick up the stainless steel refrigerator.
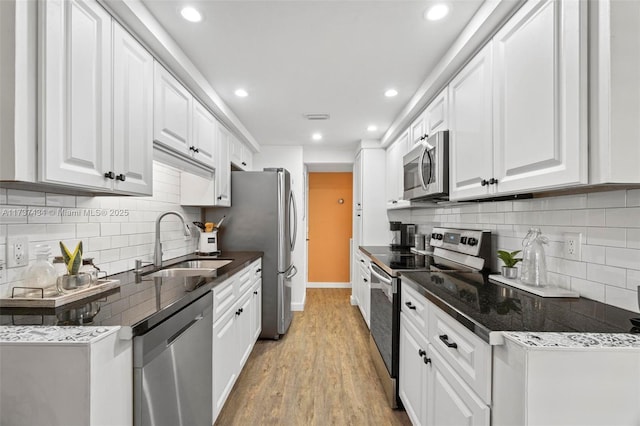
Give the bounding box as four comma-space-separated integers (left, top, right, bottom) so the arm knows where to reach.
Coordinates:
209, 168, 297, 339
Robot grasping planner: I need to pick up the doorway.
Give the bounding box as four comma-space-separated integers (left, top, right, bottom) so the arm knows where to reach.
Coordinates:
307, 172, 353, 285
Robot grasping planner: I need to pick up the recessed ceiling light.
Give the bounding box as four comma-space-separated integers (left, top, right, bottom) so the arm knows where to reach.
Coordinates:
312, 133, 322, 141
367, 125, 378, 132
180, 6, 202, 23
235, 88, 248, 97
384, 89, 398, 98
425, 4, 449, 21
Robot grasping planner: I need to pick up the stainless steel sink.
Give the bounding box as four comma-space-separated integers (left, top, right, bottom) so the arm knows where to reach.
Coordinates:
145, 268, 217, 278
172, 260, 232, 269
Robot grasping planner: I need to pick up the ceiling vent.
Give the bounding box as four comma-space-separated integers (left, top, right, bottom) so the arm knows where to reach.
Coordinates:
303, 113, 330, 121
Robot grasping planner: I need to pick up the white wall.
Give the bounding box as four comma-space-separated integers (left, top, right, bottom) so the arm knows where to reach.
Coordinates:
0, 161, 200, 297
253, 146, 307, 311
303, 146, 355, 168
397, 190, 640, 314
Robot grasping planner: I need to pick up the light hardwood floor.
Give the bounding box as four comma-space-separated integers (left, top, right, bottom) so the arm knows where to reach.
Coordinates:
215, 288, 412, 426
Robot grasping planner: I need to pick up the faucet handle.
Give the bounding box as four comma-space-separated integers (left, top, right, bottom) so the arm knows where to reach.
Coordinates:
134, 259, 153, 272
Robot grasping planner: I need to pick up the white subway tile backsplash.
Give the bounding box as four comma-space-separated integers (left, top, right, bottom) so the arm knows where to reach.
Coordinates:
605, 286, 640, 313
543, 194, 587, 210
76, 197, 102, 209
587, 190, 626, 208
45, 194, 76, 207
571, 278, 605, 301
582, 245, 606, 264
110, 235, 129, 249
605, 247, 640, 270
585, 209, 606, 227
99, 248, 121, 263
586, 227, 626, 247
26, 210, 62, 224
0, 188, 7, 204
100, 223, 121, 236
627, 269, 640, 290
7, 190, 46, 206
0, 205, 29, 224
605, 207, 640, 228
627, 189, 640, 207
587, 263, 627, 288
627, 229, 640, 249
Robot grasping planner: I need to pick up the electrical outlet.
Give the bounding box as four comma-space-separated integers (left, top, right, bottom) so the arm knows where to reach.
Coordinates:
7, 237, 29, 268
564, 232, 582, 261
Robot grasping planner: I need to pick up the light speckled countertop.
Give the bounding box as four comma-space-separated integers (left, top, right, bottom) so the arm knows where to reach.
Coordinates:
0, 325, 119, 344
503, 331, 640, 349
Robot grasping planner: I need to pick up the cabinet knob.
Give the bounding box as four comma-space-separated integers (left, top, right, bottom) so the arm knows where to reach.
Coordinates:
363, 278, 368, 283
253, 290, 258, 295
217, 196, 222, 200
489, 178, 498, 185
115, 174, 126, 182
481, 179, 489, 186
242, 161, 247, 166
104, 171, 115, 180
235, 310, 241, 316
255, 268, 262, 274
189, 146, 195, 152
418, 349, 426, 357
423, 356, 431, 365
194, 147, 200, 153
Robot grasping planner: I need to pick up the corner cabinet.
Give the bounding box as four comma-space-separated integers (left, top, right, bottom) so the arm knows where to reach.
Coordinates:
450, 0, 587, 200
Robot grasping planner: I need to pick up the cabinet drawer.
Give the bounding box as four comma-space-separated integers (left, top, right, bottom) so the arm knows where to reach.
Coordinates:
236, 264, 254, 297
400, 280, 428, 332
427, 302, 491, 404
213, 276, 236, 322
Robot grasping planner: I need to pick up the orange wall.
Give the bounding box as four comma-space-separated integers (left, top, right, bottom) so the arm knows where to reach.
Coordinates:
308, 172, 353, 282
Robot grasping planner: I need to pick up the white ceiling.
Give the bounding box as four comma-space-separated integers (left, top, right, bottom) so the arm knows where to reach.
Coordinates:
141, 0, 485, 149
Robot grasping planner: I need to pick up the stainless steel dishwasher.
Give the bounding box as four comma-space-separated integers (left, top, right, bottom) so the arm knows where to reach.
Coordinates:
133, 292, 213, 426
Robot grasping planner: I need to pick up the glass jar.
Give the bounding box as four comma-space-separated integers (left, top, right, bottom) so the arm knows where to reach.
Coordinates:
79, 258, 100, 280
52, 256, 67, 277
24, 245, 58, 290
520, 228, 548, 286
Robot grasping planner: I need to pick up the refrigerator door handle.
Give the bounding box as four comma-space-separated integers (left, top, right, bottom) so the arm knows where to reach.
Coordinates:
285, 265, 298, 280
290, 191, 298, 252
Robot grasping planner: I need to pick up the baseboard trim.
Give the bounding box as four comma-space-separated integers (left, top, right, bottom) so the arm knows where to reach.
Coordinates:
307, 282, 352, 288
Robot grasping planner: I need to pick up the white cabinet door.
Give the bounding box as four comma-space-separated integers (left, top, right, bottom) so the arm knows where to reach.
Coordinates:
425, 89, 448, 135
40, 0, 112, 190
153, 62, 192, 154
386, 141, 400, 205
410, 111, 427, 146
353, 151, 363, 211
192, 102, 217, 169
212, 308, 237, 420
112, 22, 153, 195
427, 346, 490, 426
215, 124, 232, 206
240, 143, 253, 170
250, 279, 262, 341
399, 313, 428, 426
492, 0, 586, 193
449, 42, 494, 200
229, 134, 243, 167
237, 293, 253, 368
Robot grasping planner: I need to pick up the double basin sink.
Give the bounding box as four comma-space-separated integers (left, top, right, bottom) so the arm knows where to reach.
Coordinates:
143, 259, 233, 279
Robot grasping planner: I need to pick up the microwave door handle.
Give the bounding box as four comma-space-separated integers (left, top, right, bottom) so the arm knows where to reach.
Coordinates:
418, 144, 430, 190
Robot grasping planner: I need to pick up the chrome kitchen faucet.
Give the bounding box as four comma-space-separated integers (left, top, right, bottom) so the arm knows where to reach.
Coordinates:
154, 211, 191, 267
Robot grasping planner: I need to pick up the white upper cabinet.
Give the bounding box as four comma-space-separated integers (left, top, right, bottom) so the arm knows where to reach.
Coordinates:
386, 130, 410, 208
112, 23, 154, 195
192, 102, 217, 169
492, 0, 586, 194
40, 0, 113, 191
409, 111, 428, 146
215, 124, 232, 206
425, 89, 448, 135
450, 0, 586, 200
153, 62, 192, 154
229, 135, 253, 171
449, 42, 494, 200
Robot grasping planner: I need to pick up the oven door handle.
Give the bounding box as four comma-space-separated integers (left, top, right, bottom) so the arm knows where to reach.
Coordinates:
370, 263, 393, 285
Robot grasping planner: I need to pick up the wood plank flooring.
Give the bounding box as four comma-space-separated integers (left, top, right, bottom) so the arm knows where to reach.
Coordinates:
215, 288, 412, 426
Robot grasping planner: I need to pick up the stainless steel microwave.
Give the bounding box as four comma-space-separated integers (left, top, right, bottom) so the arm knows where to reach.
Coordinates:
403, 130, 449, 201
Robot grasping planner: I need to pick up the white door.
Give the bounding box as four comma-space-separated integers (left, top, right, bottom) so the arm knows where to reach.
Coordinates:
40, 0, 112, 190
192, 102, 217, 169
427, 347, 490, 426
237, 294, 253, 368
399, 314, 428, 426
492, 0, 586, 194
229, 134, 243, 167
212, 308, 237, 420
112, 22, 153, 195
448, 42, 494, 200
250, 280, 262, 341
215, 124, 231, 206
153, 62, 192, 154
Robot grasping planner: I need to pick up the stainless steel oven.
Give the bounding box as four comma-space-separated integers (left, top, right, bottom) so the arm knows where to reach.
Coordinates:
369, 262, 400, 408
403, 130, 449, 201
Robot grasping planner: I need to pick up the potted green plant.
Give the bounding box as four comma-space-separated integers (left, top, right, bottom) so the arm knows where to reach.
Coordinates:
497, 250, 521, 279
56, 241, 92, 293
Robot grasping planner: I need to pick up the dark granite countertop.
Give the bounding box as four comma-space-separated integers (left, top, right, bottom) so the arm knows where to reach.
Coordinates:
0, 251, 262, 336
401, 270, 640, 343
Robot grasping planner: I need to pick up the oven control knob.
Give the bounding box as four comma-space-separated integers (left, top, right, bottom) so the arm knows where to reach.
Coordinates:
436, 233, 443, 240
431, 233, 437, 240
460, 236, 468, 245
467, 237, 478, 246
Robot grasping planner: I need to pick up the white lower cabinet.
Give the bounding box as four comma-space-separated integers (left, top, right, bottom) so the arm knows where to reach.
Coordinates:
399, 281, 490, 426
211, 259, 262, 422
353, 249, 371, 328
